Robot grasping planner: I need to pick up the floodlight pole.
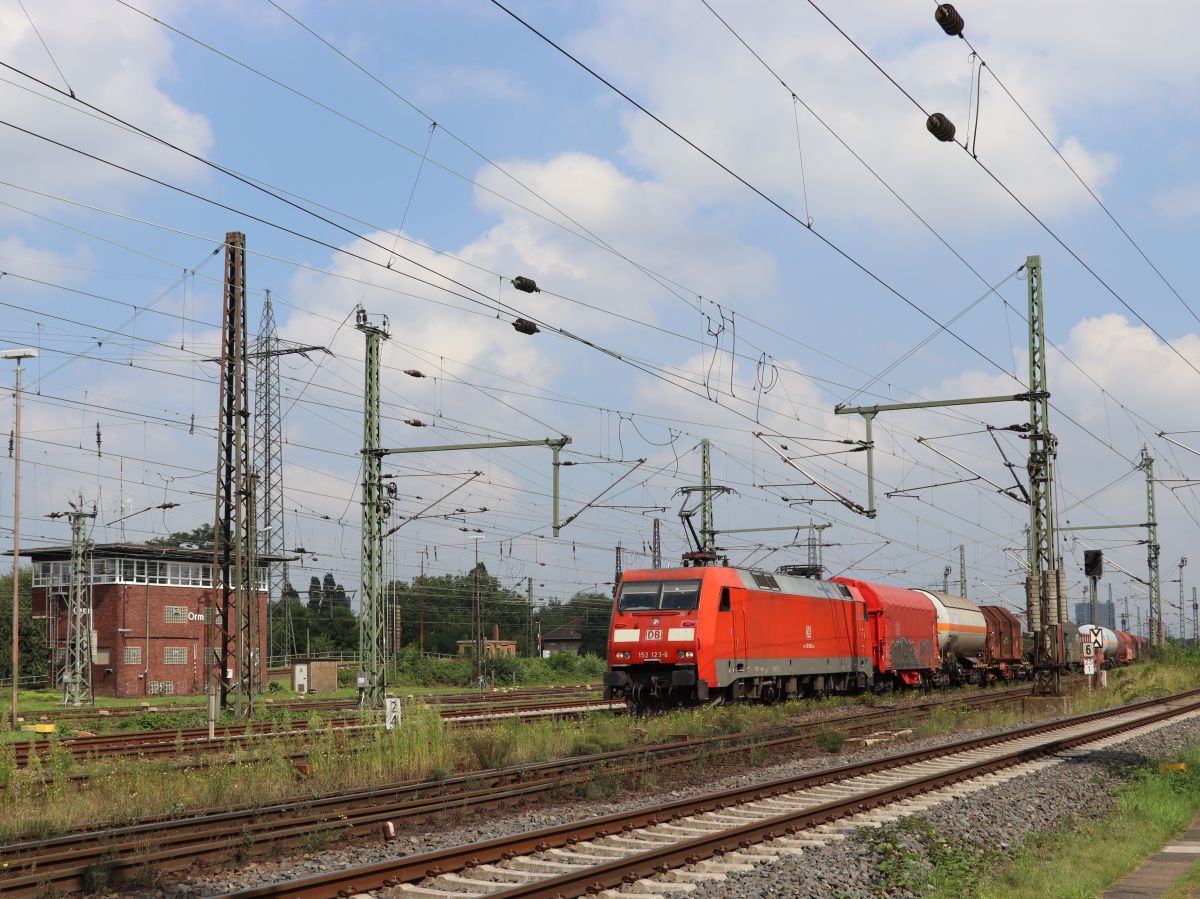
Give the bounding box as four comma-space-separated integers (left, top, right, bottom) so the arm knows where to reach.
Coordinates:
5, 348, 37, 728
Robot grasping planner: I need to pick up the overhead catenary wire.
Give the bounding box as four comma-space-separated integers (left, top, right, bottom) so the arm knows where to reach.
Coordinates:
0, 8, 1180, 602
800, 0, 1200, 382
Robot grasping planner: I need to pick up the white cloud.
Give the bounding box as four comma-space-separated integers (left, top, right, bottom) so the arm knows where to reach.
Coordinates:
564, 1, 1200, 231
413, 65, 531, 104
0, 0, 213, 216
1153, 179, 1200, 221
0, 237, 94, 283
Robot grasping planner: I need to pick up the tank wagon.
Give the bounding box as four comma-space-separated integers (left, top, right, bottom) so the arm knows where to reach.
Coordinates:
1077, 624, 1121, 666
603, 566, 1089, 710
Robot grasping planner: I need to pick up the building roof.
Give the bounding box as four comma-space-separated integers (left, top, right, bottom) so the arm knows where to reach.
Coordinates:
9, 542, 296, 564
542, 621, 583, 641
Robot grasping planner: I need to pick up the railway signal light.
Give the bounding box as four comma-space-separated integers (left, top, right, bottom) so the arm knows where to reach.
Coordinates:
1084, 549, 1103, 579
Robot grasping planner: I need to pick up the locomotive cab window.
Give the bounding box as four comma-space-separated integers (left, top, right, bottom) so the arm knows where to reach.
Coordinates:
719, 587, 731, 612
617, 582, 660, 611
661, 581, 701, 610
617, 580, 703, 611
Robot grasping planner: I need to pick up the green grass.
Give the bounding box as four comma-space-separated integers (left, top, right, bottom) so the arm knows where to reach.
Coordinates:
3, 650, 1198, 845
967, 744, 1200, 899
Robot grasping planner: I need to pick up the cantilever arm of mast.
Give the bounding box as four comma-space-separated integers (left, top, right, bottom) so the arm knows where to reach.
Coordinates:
915, 436, 1028, 504
754, 432, 873, 519
1157, 432, 1200, 460
203, 344, 328, 362
373, 437, 572, 535
713, 523, 832, 536
558, 458, 647, 530
835, 392, 1046, 416
831, 392, 1046, 517
1057, 523, 1149, 532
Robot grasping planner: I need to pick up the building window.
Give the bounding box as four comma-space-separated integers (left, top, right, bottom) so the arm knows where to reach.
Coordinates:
164, 606, 189, 624
40, 557, 217, 588
147, 681, 160, 695
164, 647, 188, 665
160, 680, 174, 695
124, 646, 142, 664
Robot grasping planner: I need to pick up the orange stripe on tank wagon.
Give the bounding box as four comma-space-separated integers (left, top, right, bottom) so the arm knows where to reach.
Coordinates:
937, 623, 988, 633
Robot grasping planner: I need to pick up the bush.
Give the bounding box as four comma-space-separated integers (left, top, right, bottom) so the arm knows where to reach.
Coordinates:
387, 647, 606, 688
814, 726, 847, 753
461, 730, 514, 770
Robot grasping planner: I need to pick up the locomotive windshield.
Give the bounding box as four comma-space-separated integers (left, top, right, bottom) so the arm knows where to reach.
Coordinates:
617, 580, 702, 611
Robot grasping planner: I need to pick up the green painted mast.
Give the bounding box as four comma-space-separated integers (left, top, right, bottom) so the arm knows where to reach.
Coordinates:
357, 308, 390, 709
1025, 255, 1061, 694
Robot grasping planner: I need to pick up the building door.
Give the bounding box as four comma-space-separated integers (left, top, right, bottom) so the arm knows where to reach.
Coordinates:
293, 663, 308, 693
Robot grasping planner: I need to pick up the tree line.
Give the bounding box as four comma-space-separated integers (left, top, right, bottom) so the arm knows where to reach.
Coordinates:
269, 563, 614, 658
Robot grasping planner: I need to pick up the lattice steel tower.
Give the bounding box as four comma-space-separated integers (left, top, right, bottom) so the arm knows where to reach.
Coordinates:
1141, 448, 1163, 645
700, 438, 714, 553
254, 290, 291, 662
63, 502, 96, 706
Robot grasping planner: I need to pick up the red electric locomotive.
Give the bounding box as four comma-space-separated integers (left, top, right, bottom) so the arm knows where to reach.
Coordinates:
604, 566, 870, 708
604, 565, 1057, 710
605, 566, 957, 709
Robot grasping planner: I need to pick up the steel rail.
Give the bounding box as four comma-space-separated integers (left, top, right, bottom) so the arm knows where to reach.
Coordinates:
11, 698, 622, 767
0, 685, 1038, 895
216, 689, 1200, 899
27, 685, 604, 721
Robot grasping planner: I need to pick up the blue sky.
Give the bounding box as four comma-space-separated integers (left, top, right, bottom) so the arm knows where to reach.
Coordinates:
3, 0, 1200, 634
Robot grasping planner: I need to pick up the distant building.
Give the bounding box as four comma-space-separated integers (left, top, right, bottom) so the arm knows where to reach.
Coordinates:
456, 639, 518, 657
541, 621, 584, 655
1074, 599, 1117, 630
24, 542, 286, 699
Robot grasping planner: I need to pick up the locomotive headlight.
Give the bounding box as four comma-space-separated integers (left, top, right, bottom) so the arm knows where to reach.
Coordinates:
677, 649, 695, 659
615, 651, 631, 660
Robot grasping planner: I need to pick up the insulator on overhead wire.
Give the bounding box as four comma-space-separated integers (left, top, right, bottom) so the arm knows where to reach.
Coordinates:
926, 112, 957, 142
511, 275, 540, 293
404, 418, 427, 427
512, 318, 540, 335
934, 4, 964, 36
404, 369, 425, 378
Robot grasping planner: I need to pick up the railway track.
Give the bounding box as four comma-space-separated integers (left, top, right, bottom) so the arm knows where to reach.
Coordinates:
10, 698, 623, 769
201, 688, 1200, 899
26, 685, 603, 723
0, 684, 1047, 896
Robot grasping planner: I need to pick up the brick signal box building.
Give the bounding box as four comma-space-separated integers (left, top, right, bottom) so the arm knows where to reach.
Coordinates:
27, 543, 277, 699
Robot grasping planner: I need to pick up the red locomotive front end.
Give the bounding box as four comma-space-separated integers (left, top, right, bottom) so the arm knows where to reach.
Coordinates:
605, 566, 872, 710
604, 568, 712, 710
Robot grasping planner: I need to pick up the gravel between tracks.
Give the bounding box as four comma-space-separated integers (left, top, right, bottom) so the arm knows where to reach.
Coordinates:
139, 698, 1180, 898
687, 714, 1200, 899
